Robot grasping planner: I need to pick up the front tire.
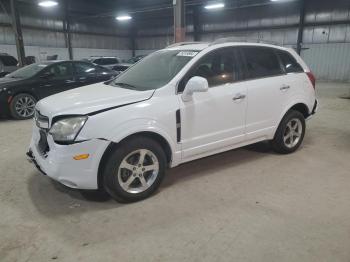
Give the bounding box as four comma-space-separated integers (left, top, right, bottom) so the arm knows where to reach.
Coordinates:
9, 93, 36, 120
102, 137, 167, 203
271, 110, 306, 154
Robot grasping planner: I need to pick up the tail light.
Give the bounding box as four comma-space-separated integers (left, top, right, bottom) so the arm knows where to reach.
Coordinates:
306, 71, 316, 89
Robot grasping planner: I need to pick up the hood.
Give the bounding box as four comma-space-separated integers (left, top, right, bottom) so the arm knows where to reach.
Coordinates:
36, 82, 155, 117
0, 76, 22, 85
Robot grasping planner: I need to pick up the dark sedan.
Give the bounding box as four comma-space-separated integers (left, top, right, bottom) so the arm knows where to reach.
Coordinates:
0, 60, 117, 120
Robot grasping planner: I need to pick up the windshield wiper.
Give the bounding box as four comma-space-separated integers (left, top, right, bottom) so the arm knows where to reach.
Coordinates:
114, 82, 137, 89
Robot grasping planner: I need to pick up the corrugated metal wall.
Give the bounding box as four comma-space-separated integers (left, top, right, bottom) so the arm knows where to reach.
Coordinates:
302, 43, 350, 82
0, 0, 349, 81
0, 8, 132, 61
135, 0, 350, 82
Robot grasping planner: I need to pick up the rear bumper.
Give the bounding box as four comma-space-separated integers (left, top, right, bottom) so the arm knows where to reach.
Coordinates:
311, 99, 318, 115
307, 99, 318, 120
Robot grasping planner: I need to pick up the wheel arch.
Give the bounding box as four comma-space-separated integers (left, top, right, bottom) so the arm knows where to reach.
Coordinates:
10, 91, 39, 103
97, 131, 173, 190
289, 103, 310, 119
279, 102, 310, 124
273, 102, 310, 139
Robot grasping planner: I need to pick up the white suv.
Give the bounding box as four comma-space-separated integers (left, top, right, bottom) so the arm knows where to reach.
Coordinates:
27, 41, 317, 202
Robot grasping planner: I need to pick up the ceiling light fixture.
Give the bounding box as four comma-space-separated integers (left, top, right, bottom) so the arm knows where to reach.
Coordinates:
204, 3, 225, 10
270, 0, 294, 2
116, 15, 132, 21
38, 1, 58, 7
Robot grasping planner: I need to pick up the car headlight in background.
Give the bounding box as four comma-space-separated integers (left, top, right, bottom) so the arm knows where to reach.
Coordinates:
49, 116, 87, 142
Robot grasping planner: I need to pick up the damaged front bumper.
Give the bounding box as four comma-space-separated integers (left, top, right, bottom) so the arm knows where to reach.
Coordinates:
27, 125, 110, 190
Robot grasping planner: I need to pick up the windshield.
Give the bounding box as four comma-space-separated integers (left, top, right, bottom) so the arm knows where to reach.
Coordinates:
109, 50, 198, 91
7, 63, 48, 79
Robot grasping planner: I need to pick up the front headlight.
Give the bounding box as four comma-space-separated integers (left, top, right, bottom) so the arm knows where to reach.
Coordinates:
49, 116, 88, 143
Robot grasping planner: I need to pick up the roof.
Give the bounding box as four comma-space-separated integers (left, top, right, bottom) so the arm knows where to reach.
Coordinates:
165, 41, 288, 52
89, 56, 120, 59
166, 43, 210, 51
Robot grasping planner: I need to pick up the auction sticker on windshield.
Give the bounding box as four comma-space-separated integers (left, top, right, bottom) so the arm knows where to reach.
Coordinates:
176, 51, 199, 57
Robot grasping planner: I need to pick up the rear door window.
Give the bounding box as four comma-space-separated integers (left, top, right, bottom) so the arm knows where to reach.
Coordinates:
74, 62, 97, 76
43, 62, 73, 80
277, 50, 304, 73
104, 58, 119, 64
93, 59, 103, 65
241, 47, 283, 79
94, 58, 119, 65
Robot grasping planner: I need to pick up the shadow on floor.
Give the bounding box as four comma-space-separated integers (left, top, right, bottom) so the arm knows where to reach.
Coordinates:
163, 141, 273, 188
26, 141, 273, 217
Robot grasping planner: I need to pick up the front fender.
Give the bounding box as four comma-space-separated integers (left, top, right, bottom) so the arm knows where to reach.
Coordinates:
77, 117, 181, 166
105, 118, 177, 149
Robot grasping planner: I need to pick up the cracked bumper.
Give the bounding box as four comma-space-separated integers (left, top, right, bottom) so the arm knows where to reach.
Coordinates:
27, 125, 110, 190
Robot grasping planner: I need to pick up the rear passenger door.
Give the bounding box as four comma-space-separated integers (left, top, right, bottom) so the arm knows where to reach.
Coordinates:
240, 47, 286, 140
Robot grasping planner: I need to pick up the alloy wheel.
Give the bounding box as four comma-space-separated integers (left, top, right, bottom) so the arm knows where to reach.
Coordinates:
283, 118, 303, 148
15, 96, 36, 118
117, 149, 160, 194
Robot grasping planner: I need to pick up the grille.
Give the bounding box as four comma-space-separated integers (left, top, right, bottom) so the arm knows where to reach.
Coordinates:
34, 110, 50, 156
37, 129, 50, 156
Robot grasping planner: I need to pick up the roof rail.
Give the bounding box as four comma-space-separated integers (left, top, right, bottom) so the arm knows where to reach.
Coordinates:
210, 37, 281, 46
167, 42, 208, 48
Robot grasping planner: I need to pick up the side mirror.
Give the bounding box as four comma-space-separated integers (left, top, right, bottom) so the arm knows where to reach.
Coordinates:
181, 76, 209, 102
40, 71, 54, 79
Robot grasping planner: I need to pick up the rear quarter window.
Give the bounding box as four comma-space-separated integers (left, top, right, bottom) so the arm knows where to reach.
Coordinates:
277, 50, 304, 73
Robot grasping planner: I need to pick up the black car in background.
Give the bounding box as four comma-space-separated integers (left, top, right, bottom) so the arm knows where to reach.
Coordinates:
126, 55, 146, 64
111, 55, 148, 74
86, 56, 120, 70
0, 60, 117, 120
0, 53, 18, 77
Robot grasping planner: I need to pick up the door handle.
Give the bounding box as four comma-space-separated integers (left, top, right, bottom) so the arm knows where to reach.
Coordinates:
280, 85, 290, 91
65, 80, 75, 84
232, 94, 246, 101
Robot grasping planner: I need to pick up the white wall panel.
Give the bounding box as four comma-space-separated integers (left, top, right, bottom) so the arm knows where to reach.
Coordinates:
0, 44, 132, 62
135, 50, 156, 56
301, 43, 350, 82
73, 48, 132, 61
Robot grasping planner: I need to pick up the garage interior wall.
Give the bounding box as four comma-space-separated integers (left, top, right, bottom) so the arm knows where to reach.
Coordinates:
136, 0, 350, 82
0, 6, 132, 61
0, 0, 349, 82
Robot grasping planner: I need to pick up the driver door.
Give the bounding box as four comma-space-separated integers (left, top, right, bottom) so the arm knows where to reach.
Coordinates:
178, 47, 247, 160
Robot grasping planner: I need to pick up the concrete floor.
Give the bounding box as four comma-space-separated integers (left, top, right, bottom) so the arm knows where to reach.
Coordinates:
0, 82, 349, 262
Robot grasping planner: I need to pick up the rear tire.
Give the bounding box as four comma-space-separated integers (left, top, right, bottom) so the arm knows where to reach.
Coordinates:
270, 110, 306, 154
9, 93, 36, 120
102, 136, 167, 203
